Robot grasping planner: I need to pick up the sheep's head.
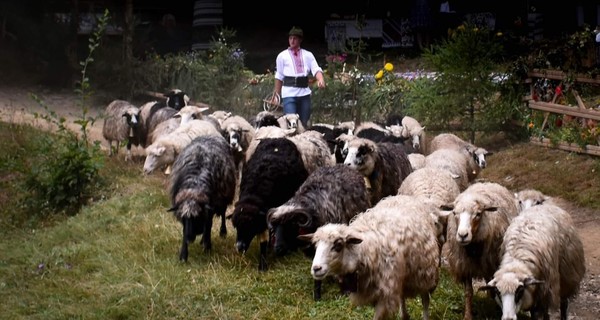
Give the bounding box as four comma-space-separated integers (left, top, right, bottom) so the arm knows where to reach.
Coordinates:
451, 197, 498, 245
298, 224, 362, 281
175, 105, 209, 124
343, 138, 377, 176
143, 144, 174, 175
515, 189, 549, 211
228, 202, 267, 253
164, 89, 189, 110
268, 205, 313, 256
466, 145, 492, 169
480, 273, 543, 320
122, 107, 141, 128
225, 124, 244, 152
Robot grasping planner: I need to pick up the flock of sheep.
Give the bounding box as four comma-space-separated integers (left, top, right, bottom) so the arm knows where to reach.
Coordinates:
101, 89, 586, 320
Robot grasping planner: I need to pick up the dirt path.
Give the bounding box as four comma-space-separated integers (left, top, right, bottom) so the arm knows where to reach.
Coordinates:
1, 86, 599, 319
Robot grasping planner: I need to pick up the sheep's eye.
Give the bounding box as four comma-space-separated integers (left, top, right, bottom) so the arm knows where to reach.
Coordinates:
535, 200, 543, 205
515, 285, 525, 302
332, 239, 344, 252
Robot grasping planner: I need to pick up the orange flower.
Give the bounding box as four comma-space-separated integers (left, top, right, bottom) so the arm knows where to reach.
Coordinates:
528, 122, 534, 129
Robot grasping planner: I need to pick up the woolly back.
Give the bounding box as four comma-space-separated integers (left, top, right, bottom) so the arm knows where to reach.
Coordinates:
237, 137, 309, 212
168, 135, 236, 211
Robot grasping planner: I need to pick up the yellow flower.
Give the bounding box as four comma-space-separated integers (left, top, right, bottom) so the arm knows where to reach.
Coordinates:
384, 63, 394, 72
473, 27, 479, 32
457, 25, 465, 31
496, 32, 503, 36
375, 70, 384, 80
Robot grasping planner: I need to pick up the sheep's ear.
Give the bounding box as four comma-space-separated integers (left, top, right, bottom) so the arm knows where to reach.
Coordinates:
486, 151, 494, 156
297, 233, 313, 242
345, 234, 363, 245
523, 277, 544, 287
478, 284, 497, 293
199, 107, 210, 113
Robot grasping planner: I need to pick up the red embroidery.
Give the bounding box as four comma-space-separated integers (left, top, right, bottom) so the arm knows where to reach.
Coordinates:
290, 48, 304, 74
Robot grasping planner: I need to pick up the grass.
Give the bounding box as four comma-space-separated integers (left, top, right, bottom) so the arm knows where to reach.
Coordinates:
1, 122, 599, 319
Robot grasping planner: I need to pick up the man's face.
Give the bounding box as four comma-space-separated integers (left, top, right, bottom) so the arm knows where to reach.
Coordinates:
289, 35, 302, 48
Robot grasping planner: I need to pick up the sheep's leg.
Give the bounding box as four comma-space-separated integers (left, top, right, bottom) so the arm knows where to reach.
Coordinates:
202, 214, 213, 252
373, 303, 391, 320
219, 211, 227, 238
258, 240, 268, 271
108, 141, 114, 156
463, 279, 473, 320
125, 140, 132, 162
313, 279, 322, 301
421, 293, 430, 320
400, 298, 410, 320
179, 223, 189, 262
559, 298, 568, 320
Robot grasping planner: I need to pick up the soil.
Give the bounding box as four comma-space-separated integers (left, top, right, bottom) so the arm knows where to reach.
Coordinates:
0, 85, 599, 319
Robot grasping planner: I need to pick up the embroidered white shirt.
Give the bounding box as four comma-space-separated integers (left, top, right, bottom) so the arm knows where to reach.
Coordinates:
275, 48, 323, 98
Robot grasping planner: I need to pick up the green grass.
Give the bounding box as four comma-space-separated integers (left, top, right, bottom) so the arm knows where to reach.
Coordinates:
1, 122, 598, 319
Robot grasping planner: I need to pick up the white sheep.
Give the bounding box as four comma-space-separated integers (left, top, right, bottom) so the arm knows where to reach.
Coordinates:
480, 203, 586, 320
101, 99, 140, 161
424, 148, 472, 191
208, 110, 232, 126
143, 119, 222, 175
444, 181, 520, 320
299, 204, 440, 320
175, 105, 209, 125
147, 105, 210, 146
427, 132, 492, 180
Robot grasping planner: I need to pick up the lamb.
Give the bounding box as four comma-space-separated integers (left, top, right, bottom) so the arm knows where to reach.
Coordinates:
228, 137, 309, 271
427, 132, 492, 181
398, 115, 426, 152
143, 118, 222, 175
101, 99, 141, 161
299, 204, 440, 320
220, 114, 254, 172
480, 203, 586, 320
343, 137, 413, 205
168, 135, 236, 262
424, 148, 472, 191
267, 164, 371, 300
444, 181, 520, 320
277, 113, 305, 135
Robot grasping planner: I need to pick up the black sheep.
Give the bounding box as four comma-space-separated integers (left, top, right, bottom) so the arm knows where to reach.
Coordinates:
228, 137, 309, 271
168, 135, 236, 262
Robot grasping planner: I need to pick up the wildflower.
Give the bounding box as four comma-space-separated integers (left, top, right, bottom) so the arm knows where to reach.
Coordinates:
473, 27, 479, 32
528, 122, 534, 129
457, 25, 465, 31
384, 63, 394, 72
375, 70, 384, 80
496, 32, 503, 36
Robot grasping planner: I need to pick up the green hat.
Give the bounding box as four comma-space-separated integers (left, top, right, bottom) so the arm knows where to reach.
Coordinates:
288, 26, 304, 38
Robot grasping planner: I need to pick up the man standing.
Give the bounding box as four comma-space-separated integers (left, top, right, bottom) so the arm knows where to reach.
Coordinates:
273, 26, 326, 127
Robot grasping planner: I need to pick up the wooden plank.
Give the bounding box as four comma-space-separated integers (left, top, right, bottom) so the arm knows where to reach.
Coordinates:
528, 69, 600, 84
528, 101, 600, 121
530, 137, 600, 156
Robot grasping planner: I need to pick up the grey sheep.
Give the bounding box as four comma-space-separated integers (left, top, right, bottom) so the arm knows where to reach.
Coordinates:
221, 114, 254, 172
101, 99, 141, 161
444, 181, 520, 320
268, 164, 371, 300
299, 203, 440, 320
343, 138, 413, 205
287, 130, 336, 175
480, 203, 586, 320
168, 135, 236, 262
